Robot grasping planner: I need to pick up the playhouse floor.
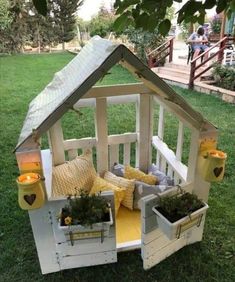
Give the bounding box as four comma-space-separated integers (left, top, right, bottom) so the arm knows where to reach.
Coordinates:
116, 206, 141, 244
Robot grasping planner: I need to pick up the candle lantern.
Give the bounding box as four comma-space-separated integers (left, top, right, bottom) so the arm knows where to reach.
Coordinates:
16, 149, 43, 177
199, 149, 227, 182
16, 172, 45, 210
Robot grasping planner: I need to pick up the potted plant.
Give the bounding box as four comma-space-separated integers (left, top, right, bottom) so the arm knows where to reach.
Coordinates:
58, 190, 113, 245
152, 190, 208, 240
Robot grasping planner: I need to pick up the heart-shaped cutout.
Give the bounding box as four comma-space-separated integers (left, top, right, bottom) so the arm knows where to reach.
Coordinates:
24, 194, 36, 205
213, 167, 223, 177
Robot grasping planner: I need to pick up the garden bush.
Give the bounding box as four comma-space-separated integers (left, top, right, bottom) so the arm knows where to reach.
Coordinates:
212, 63, 235, 91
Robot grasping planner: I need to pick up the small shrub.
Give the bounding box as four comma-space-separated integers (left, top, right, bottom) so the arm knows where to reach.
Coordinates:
156, 191, 204, 223
59, 190, 110, 227
212, 63, 235, 91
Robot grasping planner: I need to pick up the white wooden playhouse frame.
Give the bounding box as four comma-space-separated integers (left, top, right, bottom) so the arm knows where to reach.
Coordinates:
15, 37, 218, 274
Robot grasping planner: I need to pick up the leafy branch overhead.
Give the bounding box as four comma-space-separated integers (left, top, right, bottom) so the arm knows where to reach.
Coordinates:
33, 0, 235, 36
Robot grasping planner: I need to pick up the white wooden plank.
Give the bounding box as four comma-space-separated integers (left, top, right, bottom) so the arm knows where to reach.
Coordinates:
117, 240, 141, 252
63, 134, 137, 151
142, 214, 158, 233
60, 250, 117, 270
141, 194, 159, 218
143, 235, 187, 270
167, 165, 173, 179
108, 133, 137, 145
156, 105, 165, 167
142, 221, 204, 261
142, 228, 162, 245
152, 136, 188, 182
109, 144, 119, 170
123, 143, 131, 166
48, 120, 65, 165
28, 203, 60, 274
136, 94, 153, 172
191, 131, 218, 202
158, 105, 165, 139
74, 94, 138, 109
160, 157, 167, 175
176, 121, 184, 161
41, 149, 52, 199
82, 83, 151, 99
95, 98, 108, 174
67, 149, 78, 160
187, 129, 200, 183
63, 137, 96, 151
57, 233, 116, 256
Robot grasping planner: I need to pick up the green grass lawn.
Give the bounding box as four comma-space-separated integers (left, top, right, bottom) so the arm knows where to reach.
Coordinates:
0, 53, 235, 282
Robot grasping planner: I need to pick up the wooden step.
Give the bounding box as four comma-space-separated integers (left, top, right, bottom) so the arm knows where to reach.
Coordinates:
164, 63, 190, 71
153, 72, 189, 86
154, 67, 190, 79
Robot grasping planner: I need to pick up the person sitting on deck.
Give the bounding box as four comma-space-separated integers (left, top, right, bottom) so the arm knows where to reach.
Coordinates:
187, 26, 209, 62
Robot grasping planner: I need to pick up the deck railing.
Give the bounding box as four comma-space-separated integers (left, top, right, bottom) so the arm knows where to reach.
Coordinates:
189, 36, 228, 88
146, 37, 174, 68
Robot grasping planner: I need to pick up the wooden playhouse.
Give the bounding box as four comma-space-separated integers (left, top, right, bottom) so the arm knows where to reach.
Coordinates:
15, 36, 226, 274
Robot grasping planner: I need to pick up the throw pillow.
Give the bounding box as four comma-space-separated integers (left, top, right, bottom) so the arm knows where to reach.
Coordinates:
148, 164, 174, 186
52, 151, 96, 197
124, 165, 158, 185
104, 171, 135, 210
90, 176, 126, 215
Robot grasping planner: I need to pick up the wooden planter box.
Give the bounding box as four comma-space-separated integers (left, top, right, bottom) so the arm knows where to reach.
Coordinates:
152, 203, 209, 240
59, 208, 113, 245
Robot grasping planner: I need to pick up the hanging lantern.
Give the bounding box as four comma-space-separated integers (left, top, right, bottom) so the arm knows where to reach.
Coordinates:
199, 149, 227, 182
16, 172, 45, 210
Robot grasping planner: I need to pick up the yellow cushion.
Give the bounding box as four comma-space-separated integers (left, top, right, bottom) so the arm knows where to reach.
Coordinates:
124, 165, 158, 185
90, 176, 126, 215
52, 152, 96, 197
104, 171, 135, 210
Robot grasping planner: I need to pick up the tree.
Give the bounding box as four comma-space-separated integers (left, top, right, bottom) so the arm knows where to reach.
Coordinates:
113, 0, 235, 35
0, 0, 12, 29
88, 6, 115, 38
33, 0, 235, 36
49, 0, 83, 50
1, 0, 29, 53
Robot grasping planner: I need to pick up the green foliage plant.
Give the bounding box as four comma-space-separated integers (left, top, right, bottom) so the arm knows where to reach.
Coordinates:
156, 190, 204, 223
60, 190, 110, 227
212, 63, 235, 91
210, 14, 222, 34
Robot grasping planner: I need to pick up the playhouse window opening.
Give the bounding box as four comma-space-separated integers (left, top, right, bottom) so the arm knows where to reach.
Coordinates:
61, 107, 95, 141
107, 103, 136, 135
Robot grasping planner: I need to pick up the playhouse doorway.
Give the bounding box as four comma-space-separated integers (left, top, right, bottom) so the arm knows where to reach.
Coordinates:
116, 206, 141, 249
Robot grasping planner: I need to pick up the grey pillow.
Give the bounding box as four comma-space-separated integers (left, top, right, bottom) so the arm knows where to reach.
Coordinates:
148, 164, 174, 186
111, 163, 124, 177
133, 181, 173, 210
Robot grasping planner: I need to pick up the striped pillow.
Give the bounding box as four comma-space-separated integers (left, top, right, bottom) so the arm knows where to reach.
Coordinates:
104, 171, 135, 210
52, 152, 96, 197
124, 165, 158, 185
90, 176, 126, 215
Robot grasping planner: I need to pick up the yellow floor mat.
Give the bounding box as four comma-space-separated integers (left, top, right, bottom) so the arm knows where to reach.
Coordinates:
116, 206, 141, 244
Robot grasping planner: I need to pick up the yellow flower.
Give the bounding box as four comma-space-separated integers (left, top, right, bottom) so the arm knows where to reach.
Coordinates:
64, 216, 72, 225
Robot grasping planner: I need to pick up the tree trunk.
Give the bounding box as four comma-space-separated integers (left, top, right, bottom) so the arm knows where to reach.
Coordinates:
62, 41, 65, 51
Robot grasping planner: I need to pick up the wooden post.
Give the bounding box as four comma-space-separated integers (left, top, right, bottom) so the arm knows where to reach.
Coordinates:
48, 120, 65, 165
169, 38, 173, 63
189, 60, 196, 89
176, 121, 184, 161
156, 105, 164, 168
95, 98, 108, 174
136, 94, 153, 172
